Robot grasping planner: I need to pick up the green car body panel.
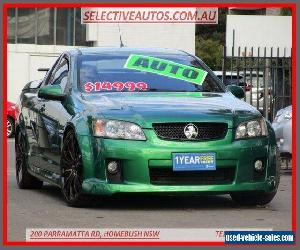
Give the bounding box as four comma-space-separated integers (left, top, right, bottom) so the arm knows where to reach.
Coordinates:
77, 92, 279, 195
15, 47, 279, 201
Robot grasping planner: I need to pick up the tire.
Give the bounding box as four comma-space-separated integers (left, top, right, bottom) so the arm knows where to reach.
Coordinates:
61, 130, 87, 207
15, 131, 43, 189
230, 191, 277, 206
7, 116, 15, 138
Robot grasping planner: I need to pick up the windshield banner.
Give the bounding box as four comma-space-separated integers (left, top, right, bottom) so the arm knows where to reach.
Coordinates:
124, 54, 208, 85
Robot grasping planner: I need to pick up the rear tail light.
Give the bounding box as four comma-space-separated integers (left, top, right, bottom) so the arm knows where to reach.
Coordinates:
245, 84, 252, 91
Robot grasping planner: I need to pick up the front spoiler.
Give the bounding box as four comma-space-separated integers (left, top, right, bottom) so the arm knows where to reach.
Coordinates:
82, 176, 278, 195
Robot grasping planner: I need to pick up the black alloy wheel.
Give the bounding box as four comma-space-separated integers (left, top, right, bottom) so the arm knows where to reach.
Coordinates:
15, 131, 43, 189
61, 130, 85, 207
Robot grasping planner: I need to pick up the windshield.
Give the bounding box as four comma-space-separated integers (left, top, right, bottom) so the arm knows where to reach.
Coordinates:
77, 53, 224, 93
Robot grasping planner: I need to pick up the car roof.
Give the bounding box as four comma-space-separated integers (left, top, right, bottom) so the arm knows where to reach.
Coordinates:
68, 47, 189, 57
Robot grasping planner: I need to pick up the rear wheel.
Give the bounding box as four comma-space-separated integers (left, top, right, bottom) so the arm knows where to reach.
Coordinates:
61, 130, 86, 207
230, 191, 277, 206
15, 131, 43, 189
7, 116, 14, 138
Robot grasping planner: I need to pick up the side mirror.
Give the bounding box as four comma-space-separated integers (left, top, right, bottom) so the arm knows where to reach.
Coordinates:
227, 85, 245, 99
38, 85, 66, 101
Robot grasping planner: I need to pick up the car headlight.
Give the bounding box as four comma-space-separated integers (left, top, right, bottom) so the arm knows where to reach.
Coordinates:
235, 118, 268, 139
93, 119, 146, 140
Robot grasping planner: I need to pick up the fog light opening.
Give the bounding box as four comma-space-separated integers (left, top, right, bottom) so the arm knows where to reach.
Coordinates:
254, 160, 263, 172
107, 161, 119, 174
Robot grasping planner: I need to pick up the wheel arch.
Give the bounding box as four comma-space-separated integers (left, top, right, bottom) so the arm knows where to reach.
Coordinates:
61, 120, 95, 180
60, 123, 77, 177
61, 122, 85, 159
7, 114, 15, 122
63, 122, 76, 141
266, 120, 276, 145
15, 113, 26, 135
14, 113, 28, 143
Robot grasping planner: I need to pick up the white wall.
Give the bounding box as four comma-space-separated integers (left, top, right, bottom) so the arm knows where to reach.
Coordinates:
89, 23, 195, 54
226, 15, 292, 57
7, 44, 70, 103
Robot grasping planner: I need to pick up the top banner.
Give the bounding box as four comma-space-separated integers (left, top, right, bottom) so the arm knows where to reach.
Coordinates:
81, 8, 218, 24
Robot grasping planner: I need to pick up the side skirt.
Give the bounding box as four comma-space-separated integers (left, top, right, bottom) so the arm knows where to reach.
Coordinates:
27, 166, 62, 188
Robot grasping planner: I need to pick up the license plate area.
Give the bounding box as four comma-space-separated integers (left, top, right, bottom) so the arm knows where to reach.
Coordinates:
172, 153, 216, 171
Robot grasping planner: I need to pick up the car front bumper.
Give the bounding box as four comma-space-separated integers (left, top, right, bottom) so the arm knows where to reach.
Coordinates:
82, 178, 278, 195
78, 130, 279, 196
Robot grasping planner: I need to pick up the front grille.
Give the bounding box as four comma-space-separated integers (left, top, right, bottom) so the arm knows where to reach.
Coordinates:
152, 122, 228, 141
149, 168, 235, 185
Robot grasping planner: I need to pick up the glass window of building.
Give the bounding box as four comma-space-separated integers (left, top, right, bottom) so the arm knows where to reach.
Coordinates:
37, 8, 54, 45
17, 8, 35, 44
7, 8, 16, 43
75, 8, 88, 46
56, 8, 74, 46
7, 8, 90, 46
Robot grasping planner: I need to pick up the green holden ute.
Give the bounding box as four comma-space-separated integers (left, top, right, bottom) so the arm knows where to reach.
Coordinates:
15, 47, 280, 206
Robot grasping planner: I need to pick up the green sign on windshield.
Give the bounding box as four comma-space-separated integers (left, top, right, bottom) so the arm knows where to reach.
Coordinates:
124, 54, 207, 85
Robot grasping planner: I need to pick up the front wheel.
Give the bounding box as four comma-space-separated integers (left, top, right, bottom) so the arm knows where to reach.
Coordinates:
61, 130, 87, 207
230, 191, 277, 206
